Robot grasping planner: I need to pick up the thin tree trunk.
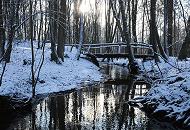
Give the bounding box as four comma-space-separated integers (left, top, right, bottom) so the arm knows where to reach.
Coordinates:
29, 0, 35, 98
76, 14, 84, 60
127, 0, 131, 42
155, 25, 168, 60
22, 4, 27, 40
0, 0, 5, 58
141, 0, 145, 43
37, 0, 43, 49
167, 0, 173, 56
73, 0, 80, 44
164, 0, 169, 55
33, 0, 37, 40
132, 0, 138, 42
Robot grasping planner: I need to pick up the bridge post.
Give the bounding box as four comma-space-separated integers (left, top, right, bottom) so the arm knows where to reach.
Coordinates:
119, 45, 121, 53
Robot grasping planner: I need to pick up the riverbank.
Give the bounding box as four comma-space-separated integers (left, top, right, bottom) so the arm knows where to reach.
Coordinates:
0, 41, 102, 99
130, 58, 190, 129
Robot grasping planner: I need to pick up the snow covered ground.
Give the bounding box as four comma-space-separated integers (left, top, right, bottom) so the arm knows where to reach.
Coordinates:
0, 41, 102, 99
131, 58, 190, 128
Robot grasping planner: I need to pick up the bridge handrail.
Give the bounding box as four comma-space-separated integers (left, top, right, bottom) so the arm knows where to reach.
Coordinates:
87, 44, 153, 49
65, 42, 154, 56
65, 42, 153, 48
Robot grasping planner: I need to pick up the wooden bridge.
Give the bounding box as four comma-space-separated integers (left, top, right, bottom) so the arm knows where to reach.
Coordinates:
80, 42, 154, 59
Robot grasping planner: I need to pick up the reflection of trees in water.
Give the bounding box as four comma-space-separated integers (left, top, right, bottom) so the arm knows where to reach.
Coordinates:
48, 97, 57, 129
32, 111, 36, 130
102, 64, 128, 80
57, 95, 65, 129
6, 76, 151, 130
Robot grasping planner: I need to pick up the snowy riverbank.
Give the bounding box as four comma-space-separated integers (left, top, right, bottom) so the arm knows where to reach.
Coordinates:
0, 41, 102, 99
130, 58, 190, 128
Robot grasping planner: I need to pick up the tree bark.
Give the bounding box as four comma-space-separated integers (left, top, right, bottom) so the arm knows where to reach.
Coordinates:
73, 0, 80, 44
4, 0, 16, 63
29, 0, 36, 98
76, 15, 84, 60
37, 0, 43, 49
167, 0, 173, 56
132, 0, 138, 42
57, 0, 66, 61
49, 1, 59, 63
0, 0, 5, 58
178, 16, 190, 60
150, 0, 159, 61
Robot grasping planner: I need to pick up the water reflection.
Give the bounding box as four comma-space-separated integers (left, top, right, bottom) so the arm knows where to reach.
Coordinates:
7, 79, 153, 130
2, 65, 178, 130
102, 64, 128, 80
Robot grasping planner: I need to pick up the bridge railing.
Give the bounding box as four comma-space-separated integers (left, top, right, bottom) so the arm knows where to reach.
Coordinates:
81, 42, 154, 57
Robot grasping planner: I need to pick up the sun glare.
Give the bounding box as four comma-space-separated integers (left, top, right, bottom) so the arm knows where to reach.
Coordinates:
79, 0, 93, 14
78, 0, 106, 26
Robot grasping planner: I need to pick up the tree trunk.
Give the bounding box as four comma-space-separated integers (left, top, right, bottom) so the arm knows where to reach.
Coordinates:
57, 0, 66, 61
127, 0, 131, 42
0, 0, 5, 58
49, 1, 60, 63
150, 0, 159, 61
76, 15, 84, 60
29, 0, 36, 98
73, 0, 80, 44
163, 0, 169, 55
37, 0, 43, 49
155, 25, 168, 60
178, 16, 190, 60
4, 0, 16, 63
15, 0, 21, 39
132, 0, 138, 42
167, 0, 173, 56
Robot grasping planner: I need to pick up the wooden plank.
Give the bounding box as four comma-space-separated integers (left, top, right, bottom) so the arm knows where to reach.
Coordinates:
90, 53, 154, 58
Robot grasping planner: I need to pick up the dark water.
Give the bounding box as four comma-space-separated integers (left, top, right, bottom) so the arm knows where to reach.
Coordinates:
0, 64, 179, 130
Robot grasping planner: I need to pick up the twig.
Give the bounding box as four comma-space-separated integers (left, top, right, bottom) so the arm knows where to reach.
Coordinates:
155, 60, 163, 78
155, 52, 182, 72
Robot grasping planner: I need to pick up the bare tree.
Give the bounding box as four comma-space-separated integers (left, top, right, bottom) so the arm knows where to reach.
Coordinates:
150, 0, 160, 61
111, 0, 140, 74
132, 0, 138, 42
49, 0, 60, 63
105, 0, 116, 43
178, 16, 190, 60
0, 0, 5, 58
167, 0, 173, 56
73, 0, 81, 45
4, 0, 17, 63
29, 0, 35, 97
57, 0, 66, 61
37, 0, 43, 49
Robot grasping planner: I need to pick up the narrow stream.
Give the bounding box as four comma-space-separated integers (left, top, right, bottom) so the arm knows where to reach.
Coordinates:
0, 64, 179, 130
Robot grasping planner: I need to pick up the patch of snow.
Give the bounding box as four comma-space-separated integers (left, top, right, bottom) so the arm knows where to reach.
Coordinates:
0, 41, 102, 99
130, 57, 190, 127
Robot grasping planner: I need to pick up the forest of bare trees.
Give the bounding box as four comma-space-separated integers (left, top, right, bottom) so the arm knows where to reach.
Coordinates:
0, 0, 189, 60
0, 0, 189, 95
